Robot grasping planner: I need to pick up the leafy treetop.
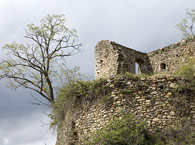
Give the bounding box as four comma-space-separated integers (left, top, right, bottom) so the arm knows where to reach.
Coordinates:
0, 14, 82, 104
176, 9, 195, 39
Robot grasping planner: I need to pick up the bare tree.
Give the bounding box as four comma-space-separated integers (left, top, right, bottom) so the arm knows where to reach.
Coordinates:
176, 8, 195, 39
0, 14, 82, 103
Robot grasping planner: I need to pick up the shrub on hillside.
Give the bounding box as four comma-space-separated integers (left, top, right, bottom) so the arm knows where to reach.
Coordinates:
86, 115, 158, 145
86, 114, 195, 145
175, 57, 195, 79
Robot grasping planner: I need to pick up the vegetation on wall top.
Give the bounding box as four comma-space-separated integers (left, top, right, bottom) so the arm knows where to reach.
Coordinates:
50, 78, 111, 128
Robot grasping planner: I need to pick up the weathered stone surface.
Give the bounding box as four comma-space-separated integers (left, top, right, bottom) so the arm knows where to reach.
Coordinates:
95, 40, 152, 79
170, 111, 176, 116
153, 118, 160, 122
95, 38, 195, 79
56, 77, 195, 145
56, 38, 195, 145
170, 83, 176, 88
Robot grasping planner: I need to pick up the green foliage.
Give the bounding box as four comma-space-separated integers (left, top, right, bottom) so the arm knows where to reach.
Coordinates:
174, 80, 195, 94
0, 14, 82, 103
86, 114, 194, 145
100, 95, 110, 102
174, 57, 195, 79
124, 72, 149, 79
136, 73, 149, 78
55, 66, 87, 89
176, 8, 195, 39
124, 72, 136, 78
51, 78, 111, 128
119, 88, 132, 95
86, 115, 157, 145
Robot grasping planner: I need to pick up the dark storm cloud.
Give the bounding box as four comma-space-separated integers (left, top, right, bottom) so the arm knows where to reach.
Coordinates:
0, 80, 50, 119
0, 0, 195, 145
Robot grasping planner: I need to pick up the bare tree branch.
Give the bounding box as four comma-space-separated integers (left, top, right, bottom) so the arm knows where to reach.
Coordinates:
176, 9, 195, 39
0, 14, 82, 104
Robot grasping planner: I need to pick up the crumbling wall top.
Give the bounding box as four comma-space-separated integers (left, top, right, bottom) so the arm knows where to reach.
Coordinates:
95, 38, 195, 79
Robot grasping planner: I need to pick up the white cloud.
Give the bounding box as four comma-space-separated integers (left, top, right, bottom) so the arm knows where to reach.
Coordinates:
2, 137, 10, 145
0, 111, 56, 145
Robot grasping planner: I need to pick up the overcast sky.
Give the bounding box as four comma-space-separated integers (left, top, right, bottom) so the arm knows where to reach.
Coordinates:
0, 0, 195, 145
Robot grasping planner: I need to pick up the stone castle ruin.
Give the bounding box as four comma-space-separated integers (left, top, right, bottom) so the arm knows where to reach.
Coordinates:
95, 38, 195, 79
56, 38, 195, 145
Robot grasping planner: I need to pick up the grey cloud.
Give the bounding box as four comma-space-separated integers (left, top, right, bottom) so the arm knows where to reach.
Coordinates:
0, 80, 50, 119
0, 0, 195, 145
0, 111, 56, 145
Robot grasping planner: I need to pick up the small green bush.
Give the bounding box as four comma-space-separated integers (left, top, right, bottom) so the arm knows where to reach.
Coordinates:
86, 114, 194, 145
175, 57, 195, 79
174, 57, 195, 93
174, 80, 195, 94
86, 115, 157, 145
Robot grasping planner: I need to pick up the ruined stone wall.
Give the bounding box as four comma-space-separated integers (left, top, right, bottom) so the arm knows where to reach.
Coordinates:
95, 40, 152, 79
56, 39, 195, 145
95, 38, 195, 79
112, 42, 153, 75
95, 40, 119, 79
56, 76, 195, 145
148, 38, 195, 74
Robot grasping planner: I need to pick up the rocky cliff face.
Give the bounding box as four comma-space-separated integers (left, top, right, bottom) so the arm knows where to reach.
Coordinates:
56, 76, 195, 145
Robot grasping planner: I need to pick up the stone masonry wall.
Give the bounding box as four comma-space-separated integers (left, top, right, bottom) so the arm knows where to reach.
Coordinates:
95, 38, 195, 79
95, 40, 153, 79
56, 76, 195, 145
148, 38, 195, 74
95, 40, 119, 79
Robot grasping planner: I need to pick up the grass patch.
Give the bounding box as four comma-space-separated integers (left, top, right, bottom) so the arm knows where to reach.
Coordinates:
118, 88, 132, 95
124, 72, 136, 78
124, 72, 149, 79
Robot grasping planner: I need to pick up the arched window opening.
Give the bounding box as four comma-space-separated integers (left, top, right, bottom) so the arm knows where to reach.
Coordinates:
135, 63, 139, 74
135, 58, 143, 74
160, 63, 166, 70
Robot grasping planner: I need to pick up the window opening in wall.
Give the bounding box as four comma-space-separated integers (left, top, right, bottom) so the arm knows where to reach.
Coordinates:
160, 63, 166, 70
135, 63, 139, 74
135, 58, 143, 74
